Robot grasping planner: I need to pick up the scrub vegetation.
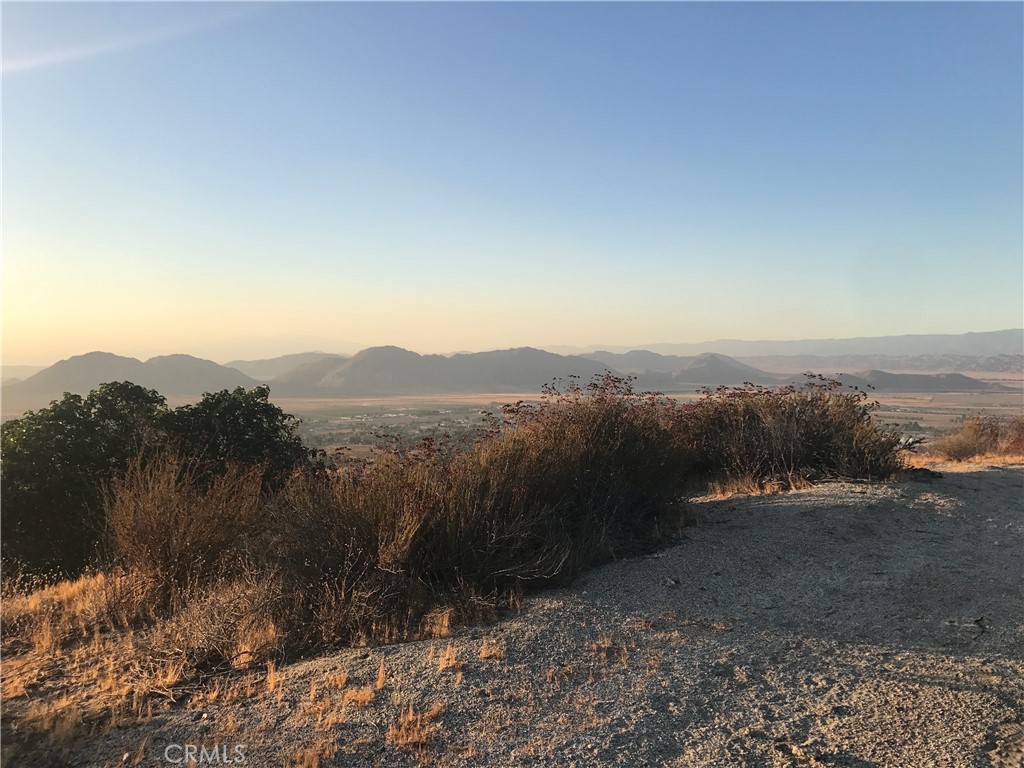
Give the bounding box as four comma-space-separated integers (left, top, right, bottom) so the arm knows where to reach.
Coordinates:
1, 373, 910, 761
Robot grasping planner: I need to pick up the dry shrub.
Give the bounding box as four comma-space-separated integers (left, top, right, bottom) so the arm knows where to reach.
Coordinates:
932, 414, 1004, 461
140, 570, 286, 678
2, 371, 916, 736
682, 377, 905, 483
105, 452, 265, 608
85, 376, 905, 664
264, 374, 691, 653
1001, 415, 1024, 454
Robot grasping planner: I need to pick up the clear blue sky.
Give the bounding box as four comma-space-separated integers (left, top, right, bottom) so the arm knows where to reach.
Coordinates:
3, 2, 1022, 364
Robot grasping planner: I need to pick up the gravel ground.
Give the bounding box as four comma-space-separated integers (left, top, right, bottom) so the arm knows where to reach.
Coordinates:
62, 463, 1024, 767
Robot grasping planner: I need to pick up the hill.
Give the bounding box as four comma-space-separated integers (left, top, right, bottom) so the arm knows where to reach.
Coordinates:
834, 370, 1010, 393
584, 350, 697, 373
3, 347, 1014, 419
272, 346, 614, 397
224, 352, 349, 381
7, 464, 1021, 767
669, 353, 778, 386
739, 353, 1024, 375
553, 329, 1024, 358
1, 352, 259, 413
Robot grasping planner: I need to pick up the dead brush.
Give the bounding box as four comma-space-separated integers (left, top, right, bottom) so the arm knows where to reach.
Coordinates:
479, 637, 504, 660
437, 644, 462, 672
931, 414, 1022, 462
589, 636, 629, 666
343, 686, 375, 708
286, 736, 339, 768
387, 701, 446, 749
683, 376, 907, 485
105, 452, 265, 610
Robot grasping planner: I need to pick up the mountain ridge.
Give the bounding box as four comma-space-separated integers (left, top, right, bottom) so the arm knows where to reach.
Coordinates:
547, 329, 1024, 358
2, 343, 1013, 419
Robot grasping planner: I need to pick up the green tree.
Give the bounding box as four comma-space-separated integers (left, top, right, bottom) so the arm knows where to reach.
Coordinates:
2, 383, 313, 574
1, 382, 168, 573
161, 385, 313, 490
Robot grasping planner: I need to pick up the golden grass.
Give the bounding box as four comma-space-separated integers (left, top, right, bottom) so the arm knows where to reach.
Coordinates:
265, 661, 282, 695
285, 736, 339, 768
703, 474, 813, 499
422, 608, 452, 639
437, 644, 462, 673
342, 686, 375, 708
386, 701, 446, 749
479, 637, 504, 660
904, 451, 1024, 469
326, 670, 349, 691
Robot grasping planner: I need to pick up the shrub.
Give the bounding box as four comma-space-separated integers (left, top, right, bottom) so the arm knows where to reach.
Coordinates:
2, 383, 314, 576
265, 374, 693, 652
1001, 415, 1024, 454
680, 377, 905, 484
932, 414, 1016, 461
104, 452, 265, 610
160, 385, 315, 491
15, 372, 913, 688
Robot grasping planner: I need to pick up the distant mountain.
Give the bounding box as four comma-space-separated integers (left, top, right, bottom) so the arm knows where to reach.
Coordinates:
2, 352, 259, 413
552, 329, 1024, 358
832, 370, 1010, 393
225, 352, 349, 381
583, 351, 780, 390
671, 353, 779, 386
4, 345, 1013, 420
271, 346, 615, 397
739, 353, 1024, 375
584, 350, 697, 373
142, 355, 257, 394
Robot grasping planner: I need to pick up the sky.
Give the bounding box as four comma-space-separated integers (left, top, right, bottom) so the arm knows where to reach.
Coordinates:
2, 2, 1022, 365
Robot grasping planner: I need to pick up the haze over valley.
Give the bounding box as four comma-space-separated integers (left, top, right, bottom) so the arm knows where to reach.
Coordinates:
0, 329, 1017, 399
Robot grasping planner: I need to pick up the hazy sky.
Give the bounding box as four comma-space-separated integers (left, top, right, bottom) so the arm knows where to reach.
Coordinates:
3, 2, 1022, 365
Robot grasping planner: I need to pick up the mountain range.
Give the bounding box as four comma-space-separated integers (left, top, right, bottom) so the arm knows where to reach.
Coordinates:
224, 352, 349, 381
548, 328, 1024, 358
270, 346, 613, 397
2, 339, 1015, 418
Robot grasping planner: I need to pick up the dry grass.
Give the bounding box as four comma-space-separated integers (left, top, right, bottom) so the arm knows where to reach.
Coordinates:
387, 701, 446, 749
906, 451, 1024, 470
326, 670, 349, 691
703, 474, 813, 499
437, 644, 462, 673
588, 636, 629, 667
285, 736, 339, 768
266, 661, 282, 695
479, 637, 504, 660
342, 686, 375, 708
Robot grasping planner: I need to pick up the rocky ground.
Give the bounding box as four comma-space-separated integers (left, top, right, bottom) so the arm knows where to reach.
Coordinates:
17, 462, 1024, 767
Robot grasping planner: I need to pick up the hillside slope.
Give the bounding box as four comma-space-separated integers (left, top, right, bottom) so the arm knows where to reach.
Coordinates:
22, 464, 1021, 767
1, 352, 258, 413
